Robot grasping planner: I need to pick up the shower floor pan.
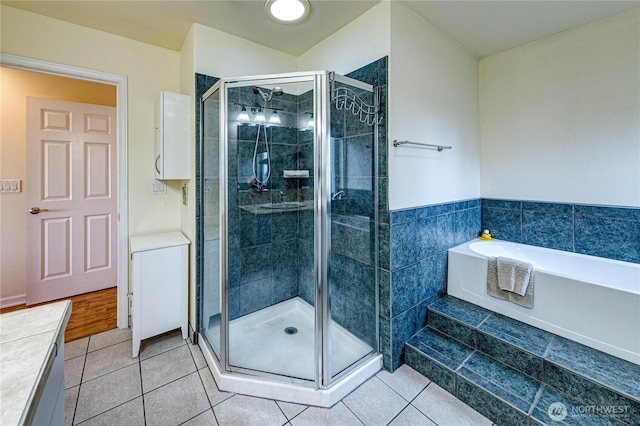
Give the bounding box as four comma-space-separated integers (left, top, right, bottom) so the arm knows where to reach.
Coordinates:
208, 297, 372, 380
198, 298, 382, 408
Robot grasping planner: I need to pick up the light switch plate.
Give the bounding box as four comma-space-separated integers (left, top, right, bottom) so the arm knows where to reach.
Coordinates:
149, 179, 167, 195
0, 179, 21, 193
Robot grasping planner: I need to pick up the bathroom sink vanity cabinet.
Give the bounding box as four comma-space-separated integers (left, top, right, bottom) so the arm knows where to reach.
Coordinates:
0, 300, 71, 426
129, 232, 189, 357
155, 91, 190, 180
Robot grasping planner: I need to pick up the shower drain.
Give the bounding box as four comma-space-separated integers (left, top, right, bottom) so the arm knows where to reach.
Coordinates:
284, 327, 298, 335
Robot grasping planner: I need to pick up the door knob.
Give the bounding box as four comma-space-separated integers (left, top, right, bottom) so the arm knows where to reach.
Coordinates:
27, 206, 49, 214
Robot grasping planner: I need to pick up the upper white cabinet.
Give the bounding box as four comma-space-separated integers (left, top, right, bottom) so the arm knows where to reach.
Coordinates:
155, 91, 190, 180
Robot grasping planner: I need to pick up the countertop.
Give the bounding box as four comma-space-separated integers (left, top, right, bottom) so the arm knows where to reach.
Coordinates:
0, 300, 71, 425
130, 231, 190, 253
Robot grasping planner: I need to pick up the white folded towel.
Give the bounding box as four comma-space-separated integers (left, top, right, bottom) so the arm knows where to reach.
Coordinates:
497, 257, 534, 296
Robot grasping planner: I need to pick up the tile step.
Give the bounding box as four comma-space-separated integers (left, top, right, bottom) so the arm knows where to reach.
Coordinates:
427, 296, 640, 406
403, 295, 640, 425
406, 327, 630, 426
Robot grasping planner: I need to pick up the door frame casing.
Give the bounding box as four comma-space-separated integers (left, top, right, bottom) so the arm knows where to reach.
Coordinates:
1, 53, 129, 328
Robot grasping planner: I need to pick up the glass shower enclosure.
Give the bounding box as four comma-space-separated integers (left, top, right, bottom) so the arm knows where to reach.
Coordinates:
199, 71, 380, 395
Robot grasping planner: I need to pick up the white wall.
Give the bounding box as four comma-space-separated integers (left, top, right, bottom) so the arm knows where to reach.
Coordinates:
297, 2, 390, 74
479, 9, 640, 207
0, 6, 183, 301
388, 3, 480, 210
193, 24, 297, 78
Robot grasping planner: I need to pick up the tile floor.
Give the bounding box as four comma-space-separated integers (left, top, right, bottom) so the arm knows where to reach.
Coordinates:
64, 328, 496, 426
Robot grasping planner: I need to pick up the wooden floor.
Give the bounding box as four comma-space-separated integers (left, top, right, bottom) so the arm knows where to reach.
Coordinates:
0, 287, 118, 342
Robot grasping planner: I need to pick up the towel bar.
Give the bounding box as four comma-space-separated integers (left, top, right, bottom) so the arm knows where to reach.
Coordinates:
393, 140, 452, 151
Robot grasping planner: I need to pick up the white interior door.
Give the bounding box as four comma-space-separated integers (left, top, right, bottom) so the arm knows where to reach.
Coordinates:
26, 98, 117, 305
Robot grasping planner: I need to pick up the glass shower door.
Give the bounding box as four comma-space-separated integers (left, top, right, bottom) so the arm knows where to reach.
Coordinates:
225, 77, 318, 381
200, 83, 222, 357
328, 75, 378, 380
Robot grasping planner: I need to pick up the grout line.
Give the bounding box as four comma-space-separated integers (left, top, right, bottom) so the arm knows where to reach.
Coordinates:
340, 401, 367, 426
282, 404, 309, 423
542, 335, 555, 360
383, 404, 410, 426
211, 408, 221, 425
176, 408, 211, 425
86, 338, 133, 355
456, 349, 477, 373
274, 400, 291, 423
138, 354, 146, 425
343, 375, 409, 426
69, 341, 89, 425
412, 383, 443, 426
75, 396, 142, 425
476, 311, 492, 329
78, 342, 88, 385
194, 360, 215, 409
85, 328, 132, 354
79, 357, 139, 385
376, 371, 425, 405
70, 384, 81, 426
529, 382, 546, 418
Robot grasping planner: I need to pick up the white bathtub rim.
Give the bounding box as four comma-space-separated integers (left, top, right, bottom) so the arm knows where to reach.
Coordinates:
458, 239, 640, 296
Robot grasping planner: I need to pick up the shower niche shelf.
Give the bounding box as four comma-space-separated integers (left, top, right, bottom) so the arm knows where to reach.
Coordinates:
283, 170, 309, 178
239, 200, 312, 214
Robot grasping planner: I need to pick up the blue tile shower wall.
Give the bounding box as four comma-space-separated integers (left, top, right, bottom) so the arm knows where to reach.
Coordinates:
481, 199, 640, 263
379, 199, 482, 371
339, 58, 387, 349
228, 86, 303, 319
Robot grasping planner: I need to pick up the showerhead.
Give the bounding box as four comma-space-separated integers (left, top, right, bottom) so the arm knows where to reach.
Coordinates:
253, 86, 284, 103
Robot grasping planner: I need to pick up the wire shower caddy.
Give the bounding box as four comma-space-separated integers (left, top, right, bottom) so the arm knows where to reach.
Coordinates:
331, 86, 382, 126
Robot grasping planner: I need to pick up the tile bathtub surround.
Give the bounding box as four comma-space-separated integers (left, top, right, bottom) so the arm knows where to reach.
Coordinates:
379, 199, 482, 371
481, 199, 640, 263
64, 327, 496, 426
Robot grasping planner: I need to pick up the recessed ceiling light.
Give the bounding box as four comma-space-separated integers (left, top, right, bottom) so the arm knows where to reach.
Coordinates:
265, 0, 311, 24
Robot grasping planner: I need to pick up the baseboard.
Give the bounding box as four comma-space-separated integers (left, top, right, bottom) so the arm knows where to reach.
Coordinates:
1, 294, 26, 309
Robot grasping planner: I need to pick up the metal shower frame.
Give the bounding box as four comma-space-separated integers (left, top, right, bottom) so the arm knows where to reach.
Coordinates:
199, 70, 380, 391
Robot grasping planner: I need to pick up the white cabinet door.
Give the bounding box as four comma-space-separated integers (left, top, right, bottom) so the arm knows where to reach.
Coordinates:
155, 92, 190, 180
130, 232, 189, 357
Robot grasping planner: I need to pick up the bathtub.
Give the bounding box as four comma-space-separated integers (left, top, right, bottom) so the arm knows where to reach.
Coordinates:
447, 239, 640, 365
